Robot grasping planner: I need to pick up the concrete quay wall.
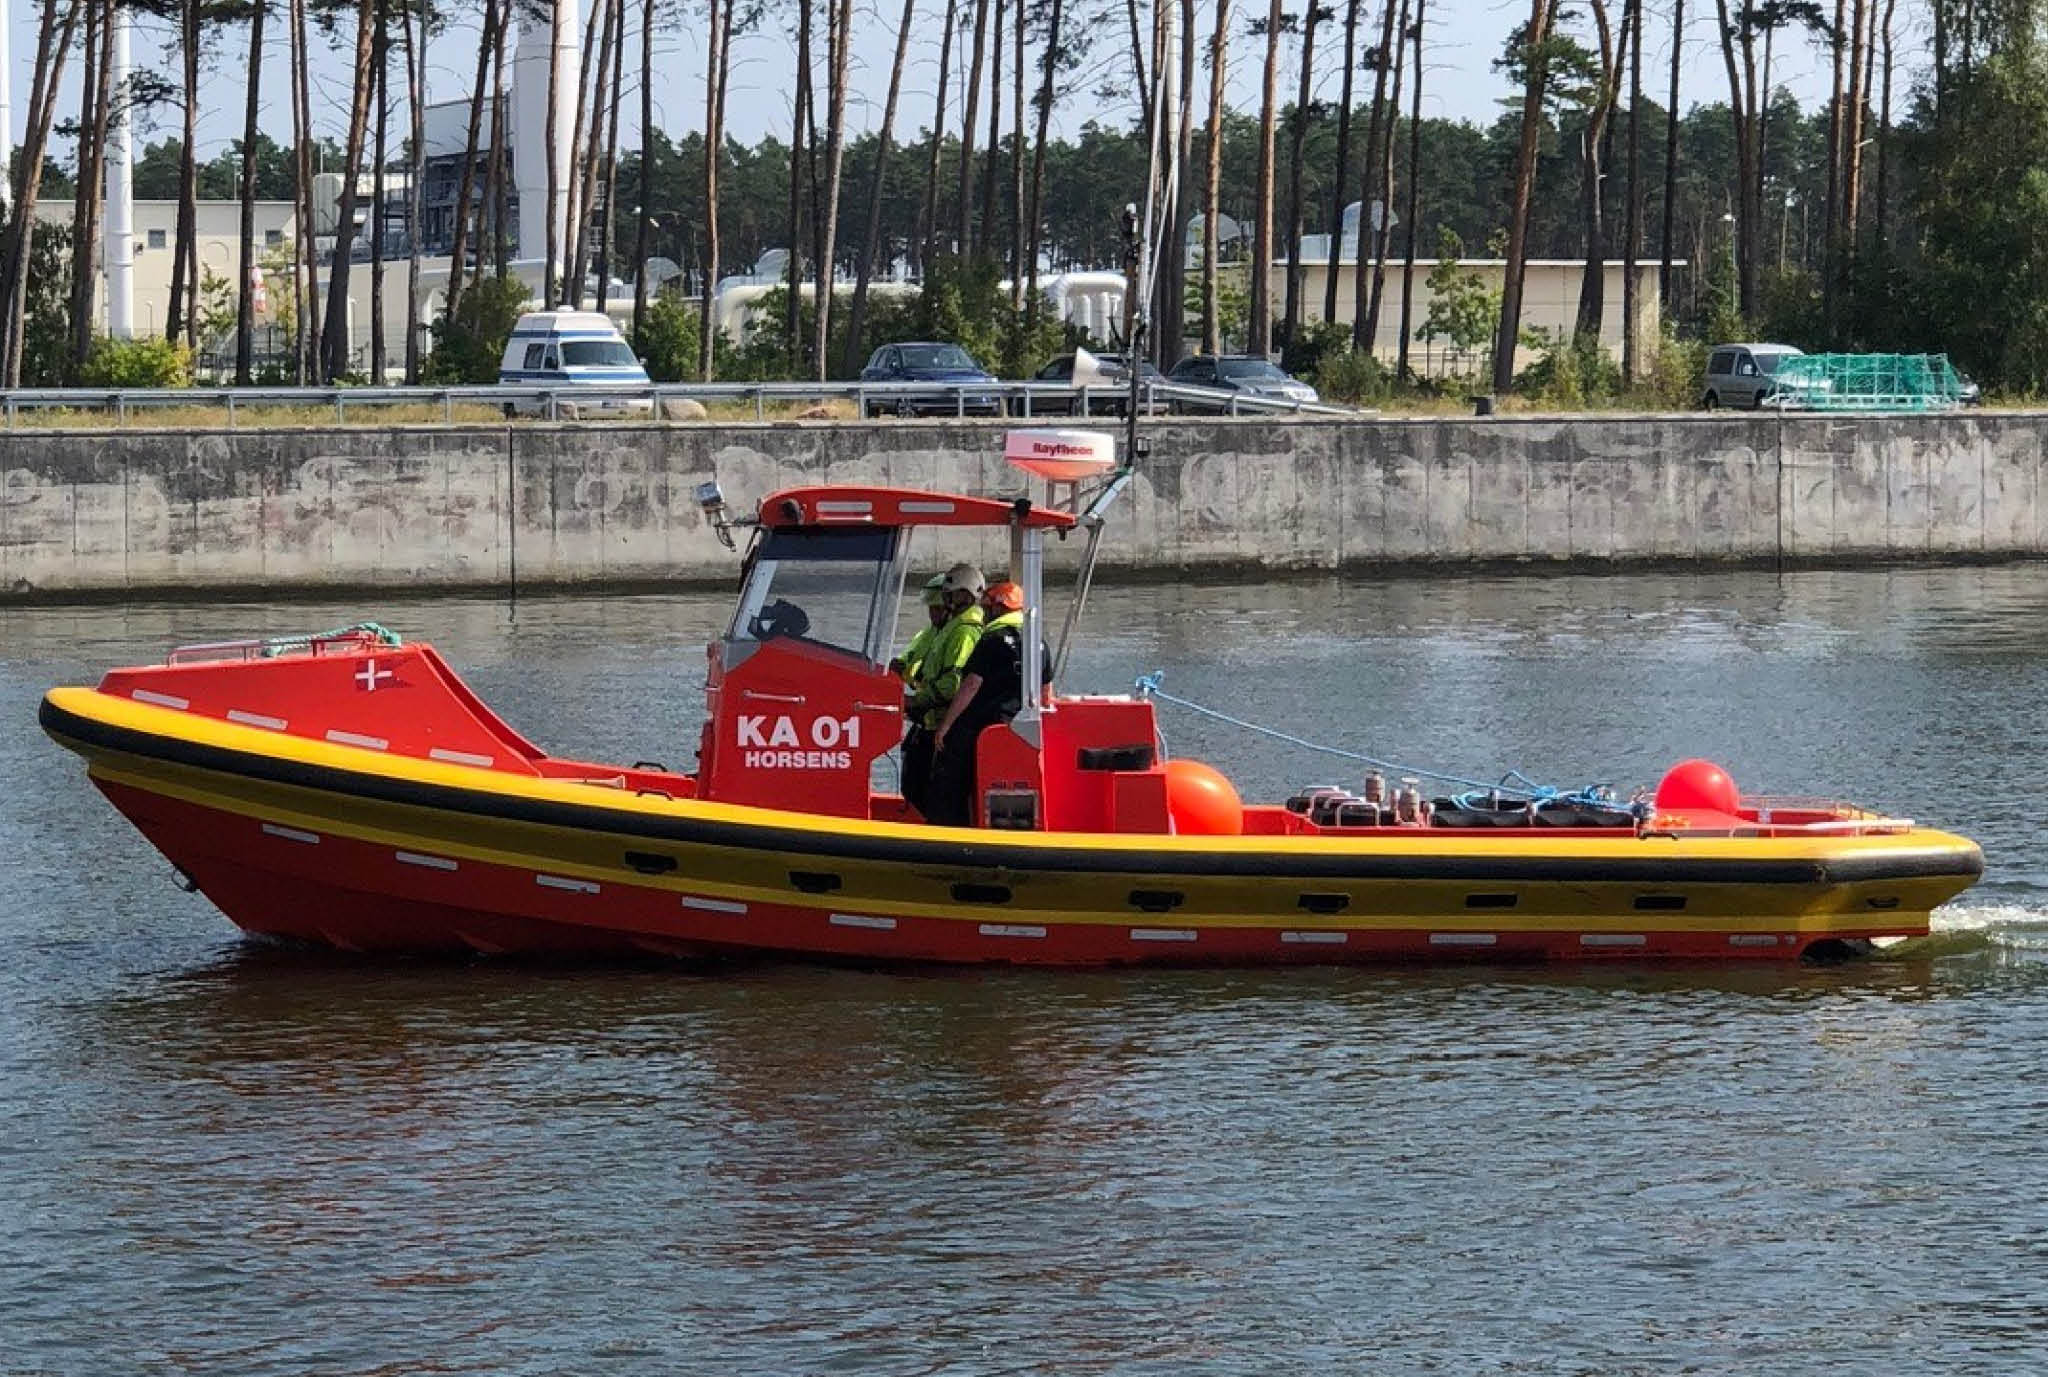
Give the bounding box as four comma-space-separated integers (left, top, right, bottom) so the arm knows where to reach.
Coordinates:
2, 414, 2044, 597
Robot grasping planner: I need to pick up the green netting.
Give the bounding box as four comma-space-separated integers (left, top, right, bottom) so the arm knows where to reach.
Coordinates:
1770, 353, 1968, 411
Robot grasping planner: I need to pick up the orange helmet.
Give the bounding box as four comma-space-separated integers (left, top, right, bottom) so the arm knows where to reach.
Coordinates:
983, 581, 1025, 613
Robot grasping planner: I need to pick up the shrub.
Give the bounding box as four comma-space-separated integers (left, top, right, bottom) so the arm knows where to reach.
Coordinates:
633, 292, 702, 382
423, 273, 532, 384
1514, 330, 1619, 407
1314, 343, 1392, 404
80, 335, 194, 388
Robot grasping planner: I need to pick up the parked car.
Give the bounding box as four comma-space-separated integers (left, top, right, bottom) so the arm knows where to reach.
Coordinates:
1016, 352, 1167, 416
1163, 354, 1321, 411
859, 342, 1002, 417
497, 308, 654, 419
1700, 343, 1803, 409
1957, 370, 1983, 406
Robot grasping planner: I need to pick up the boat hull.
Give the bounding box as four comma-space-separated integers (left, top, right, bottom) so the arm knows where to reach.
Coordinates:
46, 688, 1985, 965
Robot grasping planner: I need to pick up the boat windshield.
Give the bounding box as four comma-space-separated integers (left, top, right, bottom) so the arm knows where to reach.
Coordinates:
726, 526, 906, 662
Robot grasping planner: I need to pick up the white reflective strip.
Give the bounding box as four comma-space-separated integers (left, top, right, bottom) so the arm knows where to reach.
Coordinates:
816, 500, 874, 514
395, 851, 458, 871
1581, 933, 1648, 947
226, 709, 288, 730
131, 689, 190, 709
1728, 934, 1781, 947
326, 729, 389, 750
1281, 931, 1349, 945
898, 500, 958, 514
681, 895, 749, 915
1130, 928, 1197, 942
1429, 932, 1497, 946
260, 823, 320, 845
979, 923, 1047, 939
830, 913, 897, 931
535, 874, 600, 894
429, 747, 497, 768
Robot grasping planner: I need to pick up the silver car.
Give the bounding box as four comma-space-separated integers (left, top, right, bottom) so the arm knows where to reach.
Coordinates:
1701, 343, 1804, 410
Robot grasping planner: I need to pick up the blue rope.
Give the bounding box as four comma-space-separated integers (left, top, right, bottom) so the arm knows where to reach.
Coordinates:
1133, 670, 1638, 813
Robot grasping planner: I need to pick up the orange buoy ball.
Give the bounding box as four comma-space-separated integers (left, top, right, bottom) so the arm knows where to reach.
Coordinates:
1654, 758, 1740, 814
1162, 758, 1244, 835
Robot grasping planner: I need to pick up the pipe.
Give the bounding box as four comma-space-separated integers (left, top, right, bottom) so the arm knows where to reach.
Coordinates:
105, 2, 135, 338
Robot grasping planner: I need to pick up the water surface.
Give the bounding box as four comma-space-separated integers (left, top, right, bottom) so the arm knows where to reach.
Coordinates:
4, 568, 2047, 1374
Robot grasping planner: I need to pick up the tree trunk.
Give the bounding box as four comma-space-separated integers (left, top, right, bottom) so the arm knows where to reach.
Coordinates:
1659, 0, 1681, 313
1713, 0, 1758, 319
1492, 0, 1559, 394
1363, 0, 1410, 349
488, 12, 510, 275
1396, 0, 1426, 377
633, 0, 652, 337
236, 0, 266, 383
918, 0, 958, 270
1842, 0, 1868, 249
542, 0, 566, 305
561, 0, 606, 307
403, 0, 425, 380
956, 0, 989, 257
1160, 0, 1195, 362
1821, 0, 1844, 329
1250, 0, 1283, 356
1280, 0, 1320, 345
447, 0, 500, 326
168, 0, 201, 347
69, 0, 108, 375
844, 0, 918, 374
1025, 0, 1064, 329
1009, 0, 1026, 300
1202, 0, 1228, 353
289, 0, 320, 379
976, 0, 1003, 259
813, 0, 854, 376
1873, 0, 1894, 249
371, 2, 389, 384
785, 0, 812, 370
699, 0, 732, 378
1323, 0, 1364, 326
1573, 0, 1619, 347
595, 0, 625, 311
321, 0, 378, 380
1622, 0, 1641, 384
1351, 0, 1399, 347
0, 0, 85, 384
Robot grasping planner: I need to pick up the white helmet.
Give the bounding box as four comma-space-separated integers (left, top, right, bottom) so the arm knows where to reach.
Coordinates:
941, 563, 986, 599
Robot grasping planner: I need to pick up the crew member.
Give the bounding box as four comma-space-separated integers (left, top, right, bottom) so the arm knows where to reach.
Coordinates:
892, 574, 950, 816
904, 563, 987, 817
929, 581, 1049, 826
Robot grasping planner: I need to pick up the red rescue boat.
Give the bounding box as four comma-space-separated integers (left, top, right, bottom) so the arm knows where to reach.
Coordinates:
40, 431, 1984, 963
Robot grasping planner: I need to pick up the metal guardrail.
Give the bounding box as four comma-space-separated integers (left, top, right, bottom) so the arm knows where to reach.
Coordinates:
0, 378, 1357, 428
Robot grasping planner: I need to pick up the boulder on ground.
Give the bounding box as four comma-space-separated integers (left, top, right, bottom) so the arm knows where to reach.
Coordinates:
661, 397, 709, 421
794, 404, 837, 420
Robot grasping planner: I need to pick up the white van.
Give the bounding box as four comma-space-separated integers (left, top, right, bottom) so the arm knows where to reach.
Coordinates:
497, 308, 655, 418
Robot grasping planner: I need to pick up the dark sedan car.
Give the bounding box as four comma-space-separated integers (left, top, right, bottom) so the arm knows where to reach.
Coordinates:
858, 342, 1003, 417
1164, 354, 1321, 411
1014, 353, 1167, 417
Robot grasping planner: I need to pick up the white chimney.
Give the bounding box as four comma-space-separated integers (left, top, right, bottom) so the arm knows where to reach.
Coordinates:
513, 0, 579, 289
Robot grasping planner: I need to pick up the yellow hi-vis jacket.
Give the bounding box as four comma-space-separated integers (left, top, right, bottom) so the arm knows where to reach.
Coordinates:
908, 605, 985, 729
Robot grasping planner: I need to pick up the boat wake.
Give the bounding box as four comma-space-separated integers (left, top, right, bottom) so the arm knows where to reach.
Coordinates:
1891, 901, 2048, 958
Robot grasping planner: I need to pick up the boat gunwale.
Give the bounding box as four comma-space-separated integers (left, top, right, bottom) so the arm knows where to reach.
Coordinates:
39, 687, 1987, 888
